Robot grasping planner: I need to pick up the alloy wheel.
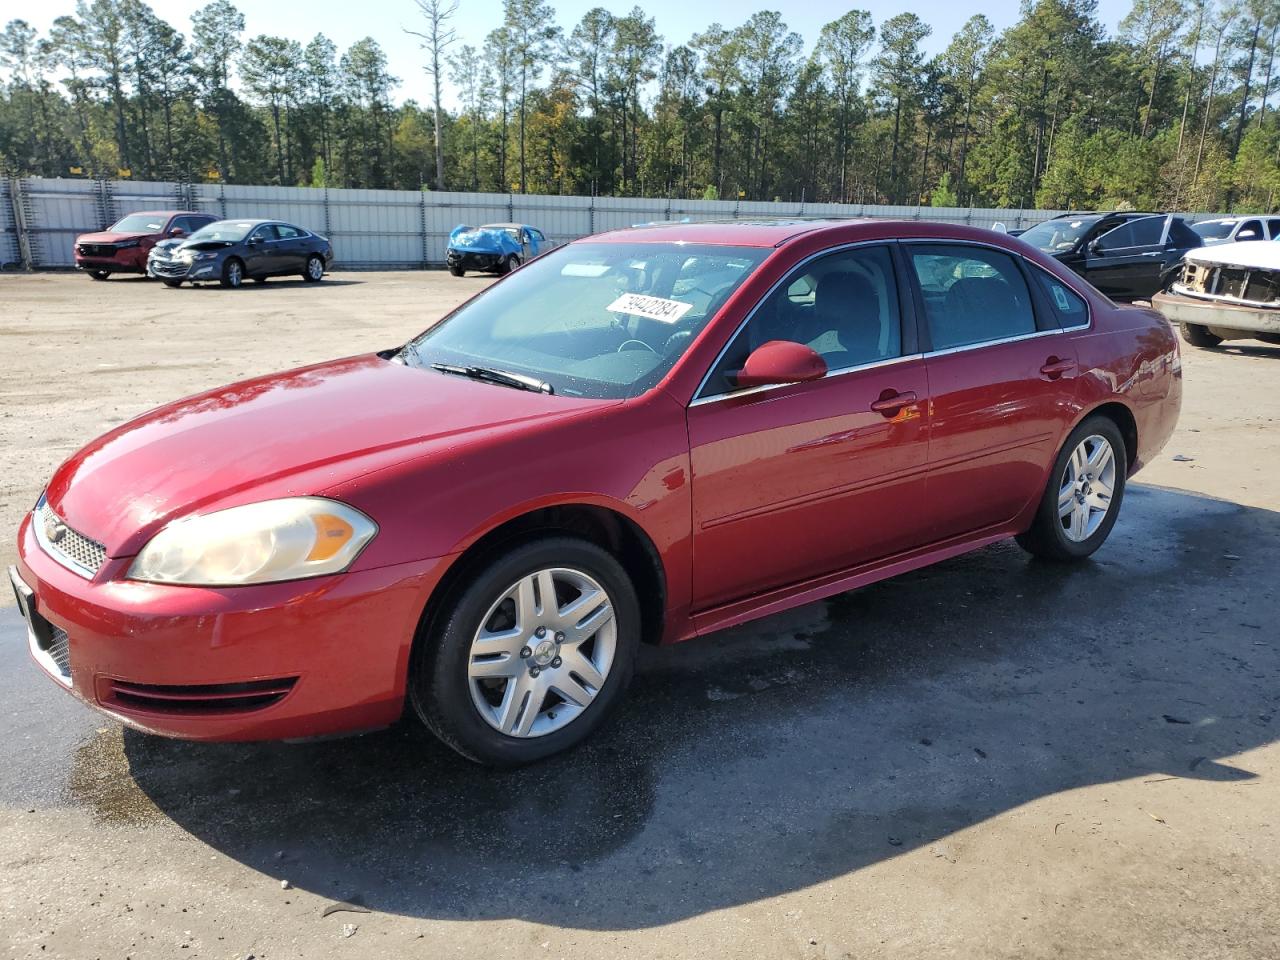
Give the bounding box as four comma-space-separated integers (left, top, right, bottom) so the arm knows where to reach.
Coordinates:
1058, 434, 1116, 542
467, 566, 617, 738
227, 262, 242, 287
308, 257, 323, 280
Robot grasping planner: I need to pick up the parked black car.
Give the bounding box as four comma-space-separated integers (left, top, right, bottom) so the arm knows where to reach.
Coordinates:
1016, 212, 1203, 300
148, 219, 334, 288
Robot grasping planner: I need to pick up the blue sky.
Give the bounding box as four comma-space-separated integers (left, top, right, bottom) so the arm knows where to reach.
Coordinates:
23, 0, 1133, 108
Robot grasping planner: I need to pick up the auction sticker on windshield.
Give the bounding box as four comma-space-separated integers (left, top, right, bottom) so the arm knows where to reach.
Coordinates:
607, 293, 694, 323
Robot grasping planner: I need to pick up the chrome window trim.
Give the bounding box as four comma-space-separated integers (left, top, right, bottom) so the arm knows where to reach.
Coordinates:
690, 239, 895, 402
689, 352, 925, 407
924, 325, 1080, 359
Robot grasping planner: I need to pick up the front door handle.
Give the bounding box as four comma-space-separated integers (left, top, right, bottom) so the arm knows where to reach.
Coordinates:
1040, 356, 1076, 380
869, 390, 918, 417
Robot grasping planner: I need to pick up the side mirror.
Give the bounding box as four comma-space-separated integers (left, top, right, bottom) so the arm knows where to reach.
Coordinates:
1087, 239, 1103, 256
169, 227, 185, 238
247, 237, 260, 246
734, 340, 827, 389
1238, 229, 1259, 240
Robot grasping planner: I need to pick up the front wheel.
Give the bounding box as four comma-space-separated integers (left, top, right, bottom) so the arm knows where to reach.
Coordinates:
163, 280, 183, 288
303, 255, 324, 282
220, 258, 244, 288
1016, 415, 1127, 562
88, 270, 110, 281
410, 537, 640, 766
1180, 322, 1222, 348
448, 262, 464, 277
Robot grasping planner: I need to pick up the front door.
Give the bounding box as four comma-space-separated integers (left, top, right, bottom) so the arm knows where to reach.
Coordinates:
1079, 214, 1169, 299
903, 242, 1080, 540
245, 224, 278, 275
688, 244, 932, 610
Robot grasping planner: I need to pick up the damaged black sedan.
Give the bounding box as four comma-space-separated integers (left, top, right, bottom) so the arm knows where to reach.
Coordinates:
148, 219, 334, 288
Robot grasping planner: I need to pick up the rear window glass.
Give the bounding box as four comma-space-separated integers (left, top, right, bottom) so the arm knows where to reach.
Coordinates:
908, 245, 1036, 350
1032, 268, 1088, 326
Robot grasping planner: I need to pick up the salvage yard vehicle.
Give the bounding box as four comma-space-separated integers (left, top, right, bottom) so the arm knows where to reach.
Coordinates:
74, 211, 217, 280
1153, 241, 1280, 348
147, 218, 333, 288
1017, 211, 1203, 300
11, 219, 1181, 766
1189, 215, 1280, 245
447, 222, 547, 276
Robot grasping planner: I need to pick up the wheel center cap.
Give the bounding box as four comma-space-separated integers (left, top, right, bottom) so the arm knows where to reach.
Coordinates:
532, 639, 558, 666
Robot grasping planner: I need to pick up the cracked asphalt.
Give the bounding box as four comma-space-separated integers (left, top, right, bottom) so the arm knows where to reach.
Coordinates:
1, 273, 1278, 959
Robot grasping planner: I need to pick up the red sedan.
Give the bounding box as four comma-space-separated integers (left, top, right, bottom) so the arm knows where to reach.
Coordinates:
11, 219, 1181, 765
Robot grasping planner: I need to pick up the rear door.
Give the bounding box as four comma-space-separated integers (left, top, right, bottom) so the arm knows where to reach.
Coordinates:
687, 243, 932, 609
1079, 215, 1168, 299
905, 242, 1081, 541
273, 223, 309, 273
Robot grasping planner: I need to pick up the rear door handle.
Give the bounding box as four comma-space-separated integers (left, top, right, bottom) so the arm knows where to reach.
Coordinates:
1040, 357, 1076, 380
869, 390, 918, 416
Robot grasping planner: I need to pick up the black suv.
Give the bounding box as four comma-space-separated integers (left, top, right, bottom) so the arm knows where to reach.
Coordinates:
1016, 212, 1203, 300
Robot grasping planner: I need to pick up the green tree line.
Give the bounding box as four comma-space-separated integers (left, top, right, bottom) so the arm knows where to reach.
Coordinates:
2, 0, 1280, 211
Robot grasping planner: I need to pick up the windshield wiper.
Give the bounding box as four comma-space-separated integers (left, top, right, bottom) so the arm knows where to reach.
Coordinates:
430, 362, 554, 395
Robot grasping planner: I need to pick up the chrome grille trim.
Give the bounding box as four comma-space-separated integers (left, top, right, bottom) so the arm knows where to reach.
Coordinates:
47, 625, 71, 679
33, 498, 107, 578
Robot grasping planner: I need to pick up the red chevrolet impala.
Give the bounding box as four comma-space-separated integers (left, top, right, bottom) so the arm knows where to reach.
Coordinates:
11, 220, 1181, 765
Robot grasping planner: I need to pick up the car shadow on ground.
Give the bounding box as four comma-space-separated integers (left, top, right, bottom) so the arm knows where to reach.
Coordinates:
73, 485, 1278, 930
1216, 343, 1280, 358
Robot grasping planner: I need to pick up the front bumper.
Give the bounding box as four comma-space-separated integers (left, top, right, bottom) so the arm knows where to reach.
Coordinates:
447, 249, 503, 271
75, 253, 146, 274
13, 511, 449, 741
1152, 291, 1280, 338
148, 255, 221, 282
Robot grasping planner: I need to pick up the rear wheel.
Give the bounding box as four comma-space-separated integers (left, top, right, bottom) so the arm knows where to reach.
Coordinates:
1180, 322, 1222, 348
220, 258, 244, 289
303, 255, 324, 282
410, 536, 640, 766
88, 270, 110, 281
1016, 415, 1127, 562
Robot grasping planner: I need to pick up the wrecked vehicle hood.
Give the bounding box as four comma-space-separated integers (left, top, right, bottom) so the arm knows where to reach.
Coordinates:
448, 225, 521, 256
1183, 242, 1280, 271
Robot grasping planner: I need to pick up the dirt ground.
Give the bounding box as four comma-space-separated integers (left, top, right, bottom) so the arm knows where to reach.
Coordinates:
1, 271, 1278, 959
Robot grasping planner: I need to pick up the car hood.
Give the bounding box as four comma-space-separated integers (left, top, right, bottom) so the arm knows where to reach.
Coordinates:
76, 230, 155, 244
151, 237, 187, 254
1183, 241, 1280, 271
448, 225, 520, 256
43, 354, 601, 557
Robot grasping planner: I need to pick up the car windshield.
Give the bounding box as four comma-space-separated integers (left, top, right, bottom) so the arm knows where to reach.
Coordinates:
187, 221, 255, 242
1019, 217, 1099, 253
1191, 220, 1236, 240
109, 214, 166, 234
402, 241, 771, 399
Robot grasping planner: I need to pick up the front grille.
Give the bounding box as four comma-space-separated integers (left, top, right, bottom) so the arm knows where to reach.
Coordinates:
1215, 267, 1250, 299
103, 677, 298, 715
36, 499, 107, 576
78, 243, 116, 257
150, 259, 188, 277
47, 625, 71, 679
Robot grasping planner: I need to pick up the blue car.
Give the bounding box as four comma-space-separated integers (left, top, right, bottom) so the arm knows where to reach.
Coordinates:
447, 223, 547, 276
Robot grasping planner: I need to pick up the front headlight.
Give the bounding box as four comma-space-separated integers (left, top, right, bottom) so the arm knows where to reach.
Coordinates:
192, 251, 217, 261
128, 497, 377, 586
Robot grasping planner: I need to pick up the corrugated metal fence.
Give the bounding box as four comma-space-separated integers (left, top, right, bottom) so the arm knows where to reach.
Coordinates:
0, 176, 1224, 271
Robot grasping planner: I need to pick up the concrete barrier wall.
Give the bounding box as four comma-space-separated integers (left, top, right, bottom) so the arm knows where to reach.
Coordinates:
0, 176, 1227, 270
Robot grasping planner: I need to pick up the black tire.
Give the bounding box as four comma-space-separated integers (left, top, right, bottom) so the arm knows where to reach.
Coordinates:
163, 280, 183, 288
1016, 414, 1128, 562
220, 258, 244, 289
448, 262, 465, 277
303, 254, 325, 282
1180, 322, 1222, 348
410, 536, 641, 766
495, 254, 519, 275
88, 270, 110, 281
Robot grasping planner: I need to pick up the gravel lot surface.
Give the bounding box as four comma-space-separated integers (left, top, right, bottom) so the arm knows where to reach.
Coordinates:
1, 271, 1278, 959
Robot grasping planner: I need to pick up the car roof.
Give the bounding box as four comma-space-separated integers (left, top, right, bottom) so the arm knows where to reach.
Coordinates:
591, 218, 880, 248
480, 222, 532, 229
125, 210, 212, 217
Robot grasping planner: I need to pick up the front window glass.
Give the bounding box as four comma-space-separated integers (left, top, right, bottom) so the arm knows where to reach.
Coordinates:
701, 245, 902, 397
1019, 217, 1097, 253
1096, 216, 1164, 251
403, 242, 770, 399
109, 214, 166, 234
909, 245, 1036, 350
188, 221, 255, 242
